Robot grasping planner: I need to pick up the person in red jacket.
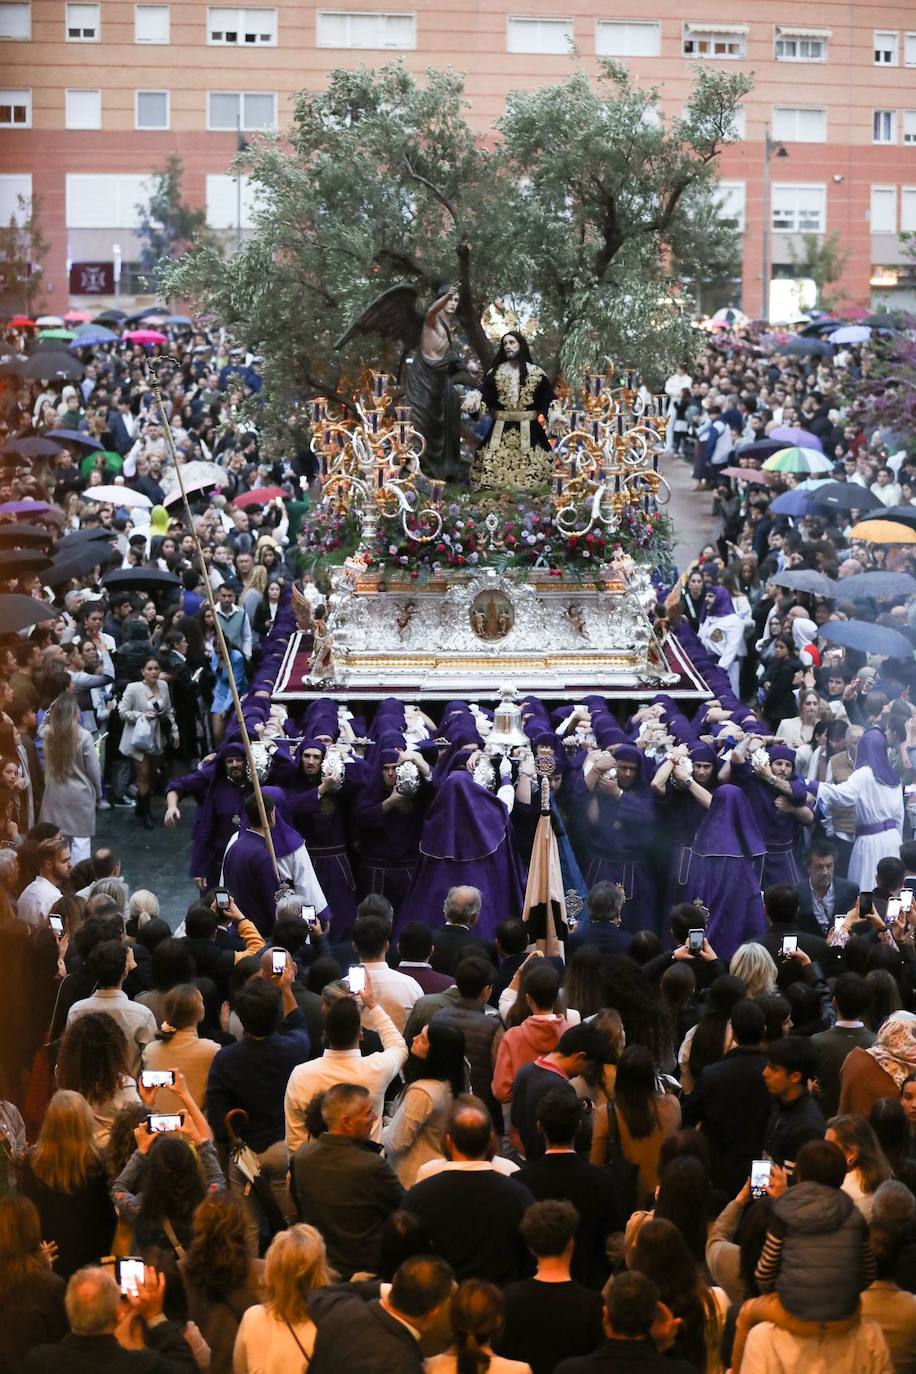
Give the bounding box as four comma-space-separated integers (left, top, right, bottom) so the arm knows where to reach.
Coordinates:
493, 963, 576, 1104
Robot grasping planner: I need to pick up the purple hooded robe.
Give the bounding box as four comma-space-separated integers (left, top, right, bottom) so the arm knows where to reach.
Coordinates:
677, 783, 767, 963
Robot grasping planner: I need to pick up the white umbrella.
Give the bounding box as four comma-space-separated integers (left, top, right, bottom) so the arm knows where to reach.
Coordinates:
711, 307, 748, 326
830, 325, 871, 345
160, 460, 232, 503
35, 315, 64, 327
83, 485, 153, 509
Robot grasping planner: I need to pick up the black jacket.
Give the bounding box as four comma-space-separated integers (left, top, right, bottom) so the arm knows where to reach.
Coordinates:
25, 1324, 196, 1374
517, 1153, 624, 1289
292, 1134, 404, 1279
429, 924, 494, 975
308, 1289, 424, 1374
556, 1338, 697, 1374
683, 1046, 771, 1196
403, 1167, 534, 1284
795, 876, 859, 936
759, 924, 828, 963
764, 1091, 826, 1171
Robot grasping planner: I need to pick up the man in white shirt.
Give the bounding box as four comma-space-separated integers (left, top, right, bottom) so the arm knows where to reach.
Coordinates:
17, 835, 72, 928
351, 913, 423, 1034
741, 1317, 892, 1374
285, 976, 407, 1151
66, 939, 157, 1076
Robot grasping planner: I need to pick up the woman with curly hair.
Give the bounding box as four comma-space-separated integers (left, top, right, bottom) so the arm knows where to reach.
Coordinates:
18, 1089, 115, 1279
179, 1194, 264, 1373
55, 1010, 140, 1147
233, 1224, 331, 1374
630, 1218, 728, 1373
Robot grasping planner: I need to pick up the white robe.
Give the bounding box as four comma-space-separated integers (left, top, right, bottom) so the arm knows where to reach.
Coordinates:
221, 832, 327, 912
698, 612, 746, 695
817, 766, 904, 889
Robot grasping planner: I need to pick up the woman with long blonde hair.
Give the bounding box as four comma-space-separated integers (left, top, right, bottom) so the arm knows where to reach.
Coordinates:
233, 1223, 331, 1372
19, 1089, 115, 1278
38, 692, 102, 865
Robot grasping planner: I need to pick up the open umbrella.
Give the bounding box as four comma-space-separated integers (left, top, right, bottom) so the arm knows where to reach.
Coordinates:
70, 327, 119, 348
46, 543, 119, 585
232, 487, 288, 508
0, 524, 54, 548
0, 436, 62, 458
810, 483, 884, 514
763, 446, 833, 475
157, 315, 191, 327
769, 489, 815, 517
34, 316, 64, 328
0, 548, 52, 576
834, 571, 916, 602
830, 325, 871, 345
7, 315, 36, 328
93, 309, 127, 324
160, 461, 231, 499
819, 619, 913, 659
776, 337, 834, 357
14, 353, 85, 381
63, 310, 93, 324
800, 319, 842, 337
37, 328, 75, 342
0, 594, 56, 635
58, 528, 117, 548
48, 430, 103, 451
877, 506, 916, 531
770, 569, 836, 597
769, 426, 824, 453
732, 439, 788, 463
850, 519, 916, 545
718, 466, 780, 486
101, 567, 180, 592
864, 311, 913, 330
0, 500, 51, 516
123, 330, 168, 346
82, 485, 153, 509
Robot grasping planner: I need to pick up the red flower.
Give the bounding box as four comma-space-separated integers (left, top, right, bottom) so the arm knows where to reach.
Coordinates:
456, 555, 466, 566
410, 570, 419, 580
585, 534, 595, 545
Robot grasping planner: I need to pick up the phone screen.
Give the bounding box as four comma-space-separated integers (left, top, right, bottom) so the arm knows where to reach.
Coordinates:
859, 891, 874, 918
49, 915, 63, 935
147, 1112, 184, 1134
117, 1257, 145, 1295
750, 1160, 772, 1199
215, 889, 230, 912
271, 949, 286, 975
781, 935, 798, 956
346, 965, 367, 995
302, 904, 317, 923
140, 1070, 175, 1089
687, 928, 704, 955
900, 889, 914, 913
886, 899, 902, 924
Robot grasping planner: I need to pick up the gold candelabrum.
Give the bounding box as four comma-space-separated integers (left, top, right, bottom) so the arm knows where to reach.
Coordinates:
553, 371, 671, 538
308, 371, 443, 550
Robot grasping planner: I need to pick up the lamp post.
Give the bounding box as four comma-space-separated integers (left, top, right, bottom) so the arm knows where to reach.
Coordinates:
112, 242, 121, 308
761, 124, 789, 321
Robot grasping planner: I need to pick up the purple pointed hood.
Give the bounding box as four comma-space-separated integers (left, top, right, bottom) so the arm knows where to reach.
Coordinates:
692, 783, 766, 859
856, 727, 899, 787
420, 771, 512, 861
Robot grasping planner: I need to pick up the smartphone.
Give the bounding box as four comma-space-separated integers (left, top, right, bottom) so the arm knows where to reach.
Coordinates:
900, 889, 914, 913
886, 899, 902, 924
146, 1112, 184, 1134
859, 891, 874, 918
301, 904, 317, 924
346, 965, 367, 995
214, 888, 231, 912
750, 1159, 772, 1199
834, 915, 845, 931
116, 1257, 145, 1296
140, 1069, 175, 1090
48, 915, 63, 935
271, 949, 286, 976
687, 928, 705, 955
780, 935, 798, 957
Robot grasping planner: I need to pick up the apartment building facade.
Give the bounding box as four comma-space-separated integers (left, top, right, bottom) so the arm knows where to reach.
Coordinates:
1, 0, 914, 315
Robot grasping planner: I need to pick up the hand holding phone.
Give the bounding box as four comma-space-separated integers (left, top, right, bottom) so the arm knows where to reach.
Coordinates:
116, 1257, 146, 1296
886, 898, 902, 924
140, 1070, 176, 1090
49, 915, 64, 936
214, 888, 231, 912
687, 928, 705, 956
858, 891, 874, 918
780, 935, 798, 958
750, 1159, 772, 1199
271, 949, 287, 976
346, 965, 367, 995
146, 1112, 184, 1134
900, 888, 913, 913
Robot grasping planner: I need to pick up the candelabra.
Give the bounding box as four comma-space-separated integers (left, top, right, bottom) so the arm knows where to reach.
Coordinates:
308, 372, 443, 548
552, 371, 671, 538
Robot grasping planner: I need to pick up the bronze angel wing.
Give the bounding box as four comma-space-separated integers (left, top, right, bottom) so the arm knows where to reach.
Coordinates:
334, 283, 424, 353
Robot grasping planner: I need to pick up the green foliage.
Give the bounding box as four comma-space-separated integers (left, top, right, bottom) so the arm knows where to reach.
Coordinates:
0, 192, 48, 314
164, 60, 751, 433
136, 155, 217, 284
786, 231, 851, 309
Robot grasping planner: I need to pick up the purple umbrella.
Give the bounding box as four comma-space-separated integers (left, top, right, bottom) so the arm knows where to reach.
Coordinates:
770, 426, 824, 453
0, 500, 51, 515
0, 436, 61, 457
48, 429, 103, 451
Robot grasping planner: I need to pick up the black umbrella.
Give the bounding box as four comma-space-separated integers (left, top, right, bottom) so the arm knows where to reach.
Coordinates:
799, 319, 842, 337
0, 548, 52, 576
58, 528, 117, 548
0, 594, 57, 635
864, 311, 913, 330
732, 439, 788, 463
879, 506, 916, 531
93, 309, 127, 322
809, 482, 884, 514
819, 619, 913, 658
14, 353, 85, 381
776, 337, 834, 357
0, 435, 62, 458
770, 569, 836, 598
47, 429, 103, 452
46, 543, 119, 586
0, 524, 54, 548
833, 571, 916, 602
101, 567, 180, 592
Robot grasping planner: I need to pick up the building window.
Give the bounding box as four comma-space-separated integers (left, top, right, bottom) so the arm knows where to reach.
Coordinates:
0, 173, 31, 220
506, 16, 573, 54
774, 28, 829, 62
904, 112, 916, 145
136, 90, 169, 129
65, 173, 156, 228
772, 107, 827, 143
65, 3, 99, 39
65, 88, 101, 128
874, 31, 898, 64
0, 88, 30, 126
595, 20, 659, 57
0, 3, 31, 40
316, 9, 414, 47
716, 180, 746, 231
873, 110, 896, 144
902, 187, 916, 232
205, 173, 258, 229
682, 24, 746, 59
870, 186, 897, 234
771, 183, 826, 233
135, 5, 169, 42
208, 90, 276, 131
906, 33, 916, 66
208, 7, 276, 45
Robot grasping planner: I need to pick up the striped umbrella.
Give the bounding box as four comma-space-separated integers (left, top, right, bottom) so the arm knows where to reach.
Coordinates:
762, 446, 834, 475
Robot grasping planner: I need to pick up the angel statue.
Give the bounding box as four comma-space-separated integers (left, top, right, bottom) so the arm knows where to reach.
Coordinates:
336, 282, 470, 482
465, 332, 565, 492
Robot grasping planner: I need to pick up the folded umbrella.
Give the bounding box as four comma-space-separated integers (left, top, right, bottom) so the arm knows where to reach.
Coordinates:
101, 567, 180, 592
82, 485, 153, 509
48, 429, 103, 451
770, 426, 824, 453
769, 489, 815, 517
770, 569, 836, 597
834, 571, 916, 602
0, 594, 57, 635
809, 482, 883, 514
850, 519, 916, 545
819, 619, 913, 659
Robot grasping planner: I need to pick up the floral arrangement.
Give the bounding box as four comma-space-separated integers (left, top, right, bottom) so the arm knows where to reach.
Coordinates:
296, 489, 674, 585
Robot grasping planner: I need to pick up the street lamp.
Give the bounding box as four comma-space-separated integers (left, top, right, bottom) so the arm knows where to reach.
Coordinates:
761, 124, 789, 321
